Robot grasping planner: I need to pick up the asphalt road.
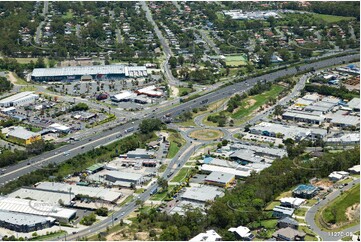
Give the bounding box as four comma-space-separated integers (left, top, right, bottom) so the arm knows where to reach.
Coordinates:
140, 1, 179, 87
61, 132, 198, 241
0, 54, 358, 239
305, 179, 360, 241
0, 54, 359, 187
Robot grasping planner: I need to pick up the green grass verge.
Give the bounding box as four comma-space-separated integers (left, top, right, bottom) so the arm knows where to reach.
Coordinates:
231, 85, 284, 120
119, 195, 134, 207
171, 168, 191, 183
295, 207, 308, 217
338, 177, 354, 185
166, 130, 185, 159
158, 164, 167, 173
150, 185, 175, 201
20, 85, 37, 92
177, 119, 196, 127
134, 188, 145, 194
305, 199, 318, 206
322, 184, 360, 224
30, 231, 67, 241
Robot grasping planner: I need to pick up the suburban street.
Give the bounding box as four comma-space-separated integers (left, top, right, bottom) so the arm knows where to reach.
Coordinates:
0, 54, 358, 241
140, 1, 179, 87
0, 54, 359, 187
305, 179, 360, 241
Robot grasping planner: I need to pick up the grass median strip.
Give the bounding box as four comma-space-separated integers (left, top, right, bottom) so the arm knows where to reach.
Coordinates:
171, 168, 191, 183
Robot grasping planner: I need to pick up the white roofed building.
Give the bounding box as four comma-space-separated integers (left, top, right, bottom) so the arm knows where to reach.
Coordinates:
181, 185, 224, 204
0, 197, 76, 223
328, 171, 349, 181
135, 85, 163, 97
0, 92, 39, 107
110, 91, 135, 102
31, 65, 147, 82
228, 226, 254, 241
280, 197, 305, 208
49, 123, 71, 133
190, 229, 222, 241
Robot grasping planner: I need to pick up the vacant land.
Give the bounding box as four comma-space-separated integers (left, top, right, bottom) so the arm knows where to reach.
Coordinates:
231, 85, 284, 120
322, 184, 360, 225
265, 201, 281, 210
312, 13, 355, 23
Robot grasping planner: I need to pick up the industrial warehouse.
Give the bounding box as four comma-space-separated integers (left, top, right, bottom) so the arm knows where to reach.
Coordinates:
31, 65, 148, 82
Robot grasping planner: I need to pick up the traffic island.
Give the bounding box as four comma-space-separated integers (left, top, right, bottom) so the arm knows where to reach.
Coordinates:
189, 129, 224, 141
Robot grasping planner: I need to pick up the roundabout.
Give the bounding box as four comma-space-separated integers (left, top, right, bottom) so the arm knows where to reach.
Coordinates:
189, 129, 224, 141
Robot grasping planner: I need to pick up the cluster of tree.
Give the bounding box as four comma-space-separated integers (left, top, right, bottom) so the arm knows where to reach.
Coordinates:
139, 118, 164, 134
309, 76, 328, 84
308, 2, 360, 20
0, 76, 13, 93
95, 207, 109, 217
187, 69, 216, 85
71, 103, 89, 112
207, 112, 227, 127
0, 2, 38, 56
0, 118, 19, 127
80, 213, 97, 226
249, 81, 272, 96
226, 93, 247, 113
26, 140, 55, 155
133, 147, 359, 240
0, 131, 156, 195
0, 149, 28, 168
305, 84, 359, 100
0, 138, 55, 168
176, 111, 193, 122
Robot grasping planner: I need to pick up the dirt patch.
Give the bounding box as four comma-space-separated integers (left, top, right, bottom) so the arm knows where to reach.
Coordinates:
8, 72, 18, 84
312, 179, 333, 190
170, 86, 179, 97
345, 203, 360, 221
244, 99, 256, 109
107, 226, 162, 241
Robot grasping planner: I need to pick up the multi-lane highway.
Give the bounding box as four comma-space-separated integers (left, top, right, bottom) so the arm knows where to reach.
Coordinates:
0, 54, 359, 187
0, 54, 359, 240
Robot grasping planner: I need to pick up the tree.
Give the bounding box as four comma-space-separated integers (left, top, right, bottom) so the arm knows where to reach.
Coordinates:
139, 118, 163, 134
160, 226, 179, 240
95, 207, 109, 216
273, 105, 284, 117
157, 177, 168, 191
80, 213, 96, 226
135, 199, 144, 208
169, 57, 177, 69
35, 57, 46, 68
71, 102, 89, 111
177, 55, 185, 66
0, 77, 13, 93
